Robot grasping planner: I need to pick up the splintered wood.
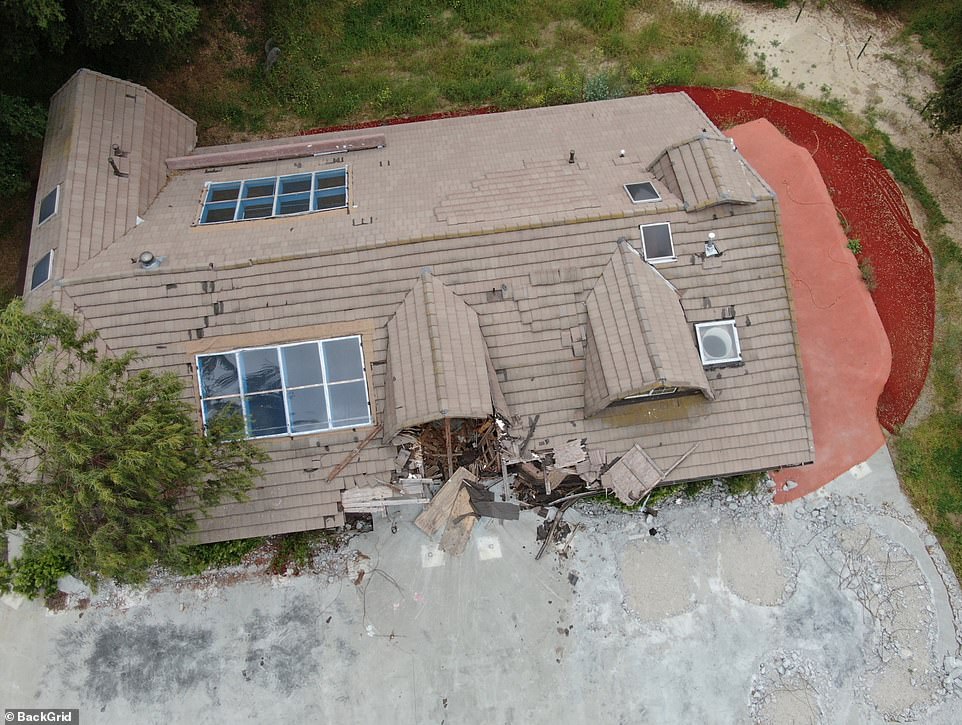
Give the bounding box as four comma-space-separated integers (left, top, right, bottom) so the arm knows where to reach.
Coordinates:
341, 478, 431, 514
395, 417, 502, 480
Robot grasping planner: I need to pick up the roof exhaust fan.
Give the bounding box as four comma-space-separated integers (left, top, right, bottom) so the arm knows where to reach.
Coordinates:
135, 251, 161, 270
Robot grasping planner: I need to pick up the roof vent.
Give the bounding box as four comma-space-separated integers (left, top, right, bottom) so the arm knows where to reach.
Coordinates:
136, 251, 161, 270
705, 232, 721, 257
695, 320, 741, 366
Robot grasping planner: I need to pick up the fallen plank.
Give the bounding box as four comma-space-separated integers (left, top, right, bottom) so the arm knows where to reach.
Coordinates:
326, 424, 383, 481
552, 438, 587, 468
439, 485, 478, 556
473, 500, 520, 520
414, 467, 477, 537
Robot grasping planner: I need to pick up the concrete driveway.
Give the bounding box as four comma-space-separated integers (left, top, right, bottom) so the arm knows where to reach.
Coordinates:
2, 445, 961, 724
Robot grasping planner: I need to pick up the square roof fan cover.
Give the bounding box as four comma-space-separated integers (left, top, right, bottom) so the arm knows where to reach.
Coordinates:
698, 322, 740, 364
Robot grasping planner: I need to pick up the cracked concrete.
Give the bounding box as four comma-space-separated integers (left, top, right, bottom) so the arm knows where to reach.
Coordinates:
1, 444, 960, 723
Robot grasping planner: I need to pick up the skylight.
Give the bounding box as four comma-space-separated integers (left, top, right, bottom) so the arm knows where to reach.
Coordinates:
30, 250, 53, 291
197, 335, 371, 438
199, 168, 348, 225
37, 186, 59, 225
639, 222, 676, 263
695, 320, 742, 366
624, 181, 661, 203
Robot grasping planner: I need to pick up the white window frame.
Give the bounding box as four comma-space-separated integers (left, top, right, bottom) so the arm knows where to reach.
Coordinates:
196, 334, 372, 439
30, 250, 54, 291
624, 181, 661, 204
198, 168, 349, 225
694, 320, 742, 366
37, 185, 60, 226
639, 222, 676, 264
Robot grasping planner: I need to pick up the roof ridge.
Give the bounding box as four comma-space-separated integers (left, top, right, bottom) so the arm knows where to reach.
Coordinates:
619, 242, 664, 385
419, 271, 449, 415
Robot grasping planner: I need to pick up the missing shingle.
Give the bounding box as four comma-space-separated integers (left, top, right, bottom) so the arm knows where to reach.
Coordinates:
486, 287, 505, 302
212, 301, 224, 315
496, 368, 508, 383
195, 328, 205, 339
165, 283, 178, 291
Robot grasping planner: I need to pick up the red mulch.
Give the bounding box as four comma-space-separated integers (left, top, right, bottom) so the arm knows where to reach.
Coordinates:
656, 86, 934, 432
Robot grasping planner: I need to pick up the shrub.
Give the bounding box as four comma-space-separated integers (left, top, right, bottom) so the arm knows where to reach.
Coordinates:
859, 258, 878, 292
847, 238, 862, 256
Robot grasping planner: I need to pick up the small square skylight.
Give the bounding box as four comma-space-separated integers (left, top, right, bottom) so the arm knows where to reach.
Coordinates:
695, 320, 742, 366
37, 186, 60, 225
624, 181, 661, 203
639, 222, 675, 263
30, 250, 53, 291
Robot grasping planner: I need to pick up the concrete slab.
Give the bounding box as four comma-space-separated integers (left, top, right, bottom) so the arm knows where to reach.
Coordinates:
1, 444, 960, 724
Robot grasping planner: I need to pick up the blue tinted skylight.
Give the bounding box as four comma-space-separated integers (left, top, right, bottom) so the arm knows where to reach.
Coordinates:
200, 168, 348, 225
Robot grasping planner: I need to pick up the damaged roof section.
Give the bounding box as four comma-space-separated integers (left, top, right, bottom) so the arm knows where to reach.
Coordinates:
383, 270, 509, 440
585, 240, 712, 417
649, 135, 756, 210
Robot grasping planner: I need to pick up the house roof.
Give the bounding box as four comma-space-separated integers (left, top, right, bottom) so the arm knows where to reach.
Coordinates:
584, 240, 713, 416
383, 270, 507, 440
26, 71, 813, 543
649, 135, 757, 210
26, 69, 195, 307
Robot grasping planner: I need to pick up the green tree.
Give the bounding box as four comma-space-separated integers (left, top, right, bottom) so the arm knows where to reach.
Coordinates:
0, 300, 266, 591
0, 94, 47, 196
925, 56, 962, 134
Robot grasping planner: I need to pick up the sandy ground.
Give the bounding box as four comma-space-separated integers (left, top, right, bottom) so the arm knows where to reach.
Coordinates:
693, 0, 962, 304
2, 446, 961, 724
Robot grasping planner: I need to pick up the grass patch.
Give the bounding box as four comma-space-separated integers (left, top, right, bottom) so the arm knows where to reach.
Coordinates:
723, 472, 765, 496
267, 530, 338, 575
151, 0, 759, 140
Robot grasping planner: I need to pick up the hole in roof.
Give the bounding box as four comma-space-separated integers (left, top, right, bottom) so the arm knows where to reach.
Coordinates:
639, 222, 675, 263
624, 181, 661, 204
695, 320, 742, 366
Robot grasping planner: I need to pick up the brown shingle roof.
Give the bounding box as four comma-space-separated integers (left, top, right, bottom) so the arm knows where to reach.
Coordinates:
383, 270, 507, 439
649, 135, 756, 210
584, 240, 712, 416
29, 84, 814, 543
24, 69, 195, 304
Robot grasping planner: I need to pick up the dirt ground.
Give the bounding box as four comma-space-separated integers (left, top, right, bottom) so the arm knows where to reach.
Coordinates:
695, 0, 962, 290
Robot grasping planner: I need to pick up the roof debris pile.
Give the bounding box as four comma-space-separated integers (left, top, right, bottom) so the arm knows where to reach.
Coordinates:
393, 417, 503, 481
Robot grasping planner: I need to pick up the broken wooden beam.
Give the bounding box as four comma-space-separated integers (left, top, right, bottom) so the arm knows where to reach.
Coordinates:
326, 424, 383, 481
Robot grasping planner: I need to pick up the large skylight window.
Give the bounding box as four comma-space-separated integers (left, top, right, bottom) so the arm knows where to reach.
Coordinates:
197, 335, 371, 438
695, 320, 742, 366
30, 250, 53, 291
37, 186, 60, 225
199, 168, 348, 225
624, 181, 661, 203
639, 222, 676, 264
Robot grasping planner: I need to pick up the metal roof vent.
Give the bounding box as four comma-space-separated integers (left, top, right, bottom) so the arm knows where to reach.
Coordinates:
136, 251, 161, 270
705, 232, 721, 257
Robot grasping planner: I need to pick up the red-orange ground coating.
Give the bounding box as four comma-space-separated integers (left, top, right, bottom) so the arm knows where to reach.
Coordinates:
657, 87, 934, 434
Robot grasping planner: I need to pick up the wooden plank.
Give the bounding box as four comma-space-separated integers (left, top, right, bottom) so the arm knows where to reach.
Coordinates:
326, 424, 383, 481
415, 467, 477, 537
439, 485, 477, 556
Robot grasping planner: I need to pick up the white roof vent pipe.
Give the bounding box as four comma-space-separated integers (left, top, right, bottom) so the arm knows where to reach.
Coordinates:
135, 251, 162, 270
705, 232, 721, 258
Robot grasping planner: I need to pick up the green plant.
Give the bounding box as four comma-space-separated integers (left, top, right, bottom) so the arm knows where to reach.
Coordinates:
6, 542, 74, 599
858, 258, 878, 292
724, 472, 765, 496
683, 479, 713, 498
0, 300, 267, 587
847, 238, 863, 255
268, 530, 325, 575
172, 537, 265, 576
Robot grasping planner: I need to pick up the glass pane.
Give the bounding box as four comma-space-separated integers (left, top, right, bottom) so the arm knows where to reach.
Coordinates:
198, 353, 240, 397
207, 183, 240, 203
31, 251, 51, 290
242, 178, 276, 198
281, 343, 323, 387
202, 202, 237, 224
279, 174, 312, 194
626, 182, 659, 202
323, 338, 363, 382
642, 224, 674, 260
245, 392, 287, 437
275, 193, 310, 216
286, 387, 328, 433
315, 169, 346, 190
239, 198, 274, 219
239, 348, 281, 393
38, 188, 58, 223
315, 189, 347, 210
202, 397, 243, 432
328, 381, 370, 428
